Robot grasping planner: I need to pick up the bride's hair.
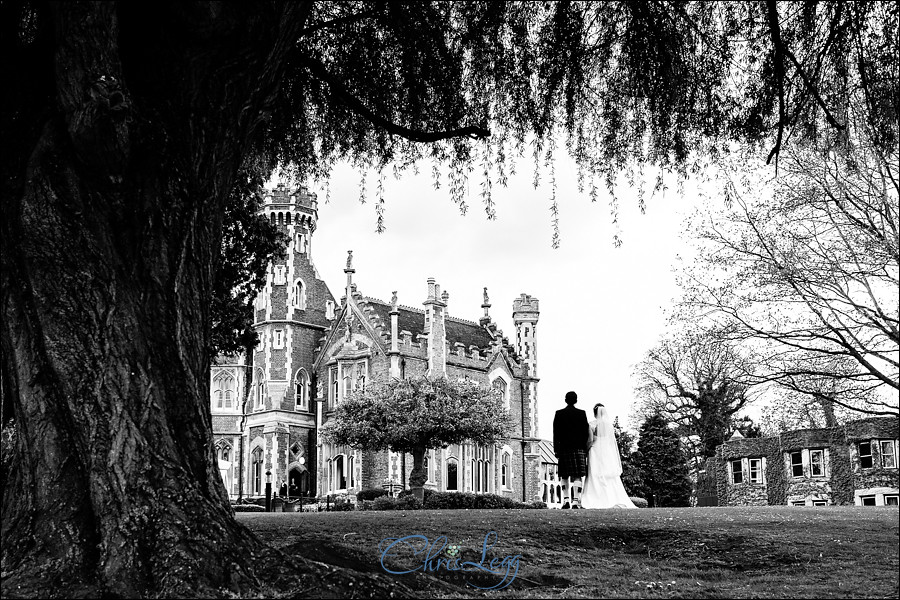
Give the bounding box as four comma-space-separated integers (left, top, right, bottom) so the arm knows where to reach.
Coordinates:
593, 402, 604, 415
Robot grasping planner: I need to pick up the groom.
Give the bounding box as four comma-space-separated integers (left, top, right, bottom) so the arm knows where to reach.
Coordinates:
552, 391, 590, 509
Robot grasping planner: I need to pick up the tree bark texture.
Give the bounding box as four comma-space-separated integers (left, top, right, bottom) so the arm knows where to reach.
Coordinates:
409, 447, 427, 502
0, 3, 377, 597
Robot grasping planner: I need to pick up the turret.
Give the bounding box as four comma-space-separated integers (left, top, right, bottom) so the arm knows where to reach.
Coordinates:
512, 294, 539, 377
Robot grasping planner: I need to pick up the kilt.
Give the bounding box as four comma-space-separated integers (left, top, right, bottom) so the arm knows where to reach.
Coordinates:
557, 449, 588, 479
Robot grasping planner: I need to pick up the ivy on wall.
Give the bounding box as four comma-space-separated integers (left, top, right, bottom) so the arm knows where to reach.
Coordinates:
714, 417, 898, 506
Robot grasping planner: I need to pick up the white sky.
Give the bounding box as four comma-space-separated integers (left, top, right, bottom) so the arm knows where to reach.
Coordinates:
304, 155, 699, 437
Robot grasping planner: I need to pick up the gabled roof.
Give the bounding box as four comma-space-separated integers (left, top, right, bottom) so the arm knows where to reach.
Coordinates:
360, 297, 496, 351
536, 439, 557, 465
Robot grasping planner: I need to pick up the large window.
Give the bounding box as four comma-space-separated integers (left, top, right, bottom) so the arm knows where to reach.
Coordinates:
339, 361, 367, 404
472, 445, 491, 493
294, 369, 309, 411
879, 440, 897, 468
251, 447, 264, 495
790, 452, 804, 477
730, 460, 744, 484
810, 449, 825, 477
213, 371, 235, 410
332, 455, 347, 491
446, 457, 458, 491
216, 441, 232, 463
859, 442, 873, 468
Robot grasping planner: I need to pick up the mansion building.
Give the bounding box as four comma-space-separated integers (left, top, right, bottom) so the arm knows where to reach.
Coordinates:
210, 184, 544, 502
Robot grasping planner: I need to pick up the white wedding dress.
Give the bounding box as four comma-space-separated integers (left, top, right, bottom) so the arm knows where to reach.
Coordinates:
581, 407, 637, 509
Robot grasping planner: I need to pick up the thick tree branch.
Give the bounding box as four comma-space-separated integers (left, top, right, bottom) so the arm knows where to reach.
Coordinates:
301, 53, 491, 143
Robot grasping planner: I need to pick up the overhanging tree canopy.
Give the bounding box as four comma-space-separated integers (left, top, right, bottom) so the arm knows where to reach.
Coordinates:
1, 1, 896, 597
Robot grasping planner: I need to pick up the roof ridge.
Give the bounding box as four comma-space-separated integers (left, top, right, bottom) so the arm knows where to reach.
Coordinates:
446, 315, 484, 327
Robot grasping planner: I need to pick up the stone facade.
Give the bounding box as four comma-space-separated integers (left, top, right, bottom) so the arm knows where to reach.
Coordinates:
211, 183, 544, 501
713, 417, 899, 507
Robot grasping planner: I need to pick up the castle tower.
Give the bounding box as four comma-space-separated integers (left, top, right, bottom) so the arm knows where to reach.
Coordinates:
246, 183, 336, 499
513, 294, 539, 377
513, 293, 540, 445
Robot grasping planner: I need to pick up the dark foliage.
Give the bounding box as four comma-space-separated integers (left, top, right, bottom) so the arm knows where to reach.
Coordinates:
613, 417, 643, 497
356, 488, 390, 501
635, 414, 692, 507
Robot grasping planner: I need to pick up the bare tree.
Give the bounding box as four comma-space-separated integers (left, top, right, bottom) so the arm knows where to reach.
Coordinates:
685, 120, 899, 416
635, 327, 760, 460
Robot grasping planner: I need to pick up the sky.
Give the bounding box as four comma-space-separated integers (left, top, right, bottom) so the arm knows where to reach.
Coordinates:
299, 154, 700, 437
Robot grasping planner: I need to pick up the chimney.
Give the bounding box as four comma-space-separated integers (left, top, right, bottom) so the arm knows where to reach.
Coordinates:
423, 278, 447, 376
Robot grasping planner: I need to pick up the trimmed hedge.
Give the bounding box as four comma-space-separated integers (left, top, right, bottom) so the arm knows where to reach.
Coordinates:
399, 488, 436, 503
423, 492, 545, 510
232, 504, 265, 512
630, 497, 649, 508
369, 496, 423, 511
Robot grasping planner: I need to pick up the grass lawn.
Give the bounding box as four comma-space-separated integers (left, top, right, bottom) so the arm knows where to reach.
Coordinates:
239, 506, 899, 598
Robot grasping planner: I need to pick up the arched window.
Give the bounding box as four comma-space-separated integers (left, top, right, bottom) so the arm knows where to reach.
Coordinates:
446, 457, 458, 491
492, 377, 509, 409
255, 369, 265, 411
502, 452, 511, 488
251, 447, 264, 495
213, 371, 236, 410
471, 445, 491, 493
294, 369, 309, 411
334, 455, 346, 491
292, 279, 306, 310
216, 441, 232, 463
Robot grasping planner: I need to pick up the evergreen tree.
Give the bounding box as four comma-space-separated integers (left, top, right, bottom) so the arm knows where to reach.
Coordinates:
613, 417, 642, 497
635, 414, 692, 507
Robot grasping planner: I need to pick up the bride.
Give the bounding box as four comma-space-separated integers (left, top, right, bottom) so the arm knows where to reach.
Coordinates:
581, 403, 637, 509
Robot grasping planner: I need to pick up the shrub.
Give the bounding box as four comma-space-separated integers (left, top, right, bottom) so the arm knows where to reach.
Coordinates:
399, 488, 436, 504
371, 495, 422, 511
630, 497, 649, 508
423, 492, 533, 510
357, 488, 389, 501
232, 503, 265, 512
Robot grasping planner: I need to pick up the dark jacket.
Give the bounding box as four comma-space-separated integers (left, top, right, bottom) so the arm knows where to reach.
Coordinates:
553, 405, 590, 455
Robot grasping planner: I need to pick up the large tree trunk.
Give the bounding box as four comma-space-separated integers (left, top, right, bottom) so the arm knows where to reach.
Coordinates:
0, 3, 399, 597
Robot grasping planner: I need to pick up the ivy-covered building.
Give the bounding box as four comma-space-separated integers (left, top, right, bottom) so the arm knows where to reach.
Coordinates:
210, 183, 544, 502
712, 417, 899, 507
